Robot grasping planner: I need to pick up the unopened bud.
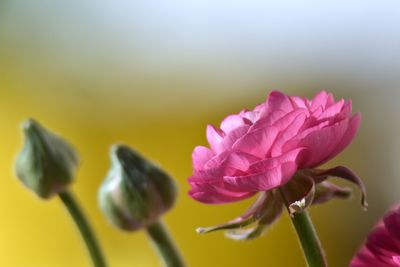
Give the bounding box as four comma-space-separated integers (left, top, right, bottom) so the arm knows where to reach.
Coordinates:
98, 145, 177, 231
15, 118, 79, 199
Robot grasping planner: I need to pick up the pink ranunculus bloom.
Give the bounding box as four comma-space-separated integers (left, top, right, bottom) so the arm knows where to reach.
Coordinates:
189, 91, 366, 239
351, 205, 400, 267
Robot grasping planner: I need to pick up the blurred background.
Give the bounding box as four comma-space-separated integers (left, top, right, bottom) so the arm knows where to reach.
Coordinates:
1, 1, 400, 266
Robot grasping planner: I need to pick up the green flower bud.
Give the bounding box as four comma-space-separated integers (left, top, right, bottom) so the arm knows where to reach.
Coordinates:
15, 118, 79, 199
99, 145, 177, 231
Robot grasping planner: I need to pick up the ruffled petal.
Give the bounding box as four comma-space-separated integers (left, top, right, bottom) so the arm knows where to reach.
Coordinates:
220, 114, 248, 133
200, 151, 259, 177
284, 118, 351, 168
192, 146, 214, 171
290, 96, 308, 109
206, 125, 225, 152
207, 124, 250, 154
318, 99, 345, 120
250, 108, 308, 132
384, 207, 400, 245
270, 113, 307, 157
310, 91, 332, 111
325, 113, 361, 163
267, 90, 295, 113
232, 125, 279, 158
223, 161, 298, 191
351, 248, 393, 267
311, 106, 324, 118
325, 92, 335, 107
331, 99, 352, 124
188, 178, 255, 204
240, 108, 263, 123
351, 206, 400, 267
216, 125, 250, 153
366, 226, 400, 261
248, 147, 307, 173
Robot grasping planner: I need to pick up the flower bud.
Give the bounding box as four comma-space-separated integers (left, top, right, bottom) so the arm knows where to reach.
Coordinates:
98, 145, 177, 231
15, 118, 79, 199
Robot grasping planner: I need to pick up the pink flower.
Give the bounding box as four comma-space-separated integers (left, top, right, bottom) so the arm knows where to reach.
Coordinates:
351, 205, 400, 267
188, 91, 366, 239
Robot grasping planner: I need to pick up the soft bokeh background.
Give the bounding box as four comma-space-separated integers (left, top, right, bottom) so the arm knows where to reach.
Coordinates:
1, 1, 400, 266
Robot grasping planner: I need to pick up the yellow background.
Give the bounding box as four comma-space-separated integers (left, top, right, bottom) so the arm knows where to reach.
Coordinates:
1, 1, 400, 266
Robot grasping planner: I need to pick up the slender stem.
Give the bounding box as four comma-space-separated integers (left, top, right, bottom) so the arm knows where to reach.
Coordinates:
279, 189, 328, 267
59, 191, 108, 267
290, 211, 328, 267
146, 220, 186, 267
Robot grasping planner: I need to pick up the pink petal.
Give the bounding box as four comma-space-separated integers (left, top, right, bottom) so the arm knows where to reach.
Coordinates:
189, 178, 255, 204
298, 120, 331, 139
290, 96, 308, 109
318, 99, 345, 120
249, 109, 287, 131
202, 151, 231, 170
204, 151, 259, 173
223, 161, 298, 191
232, 125, 279, 158
192, 146, 214, 171
208, 124, 250, 154
351, 247, 392, 267
350, 206, 400, 267
393, 256, 400, 265
253, 102, 266, 113
384, 207, 400, 244
270, 113, 307, 157
311, 106, 324, 118
325, 92, 335, 107
284, 118, 351, 168
249, 148, 307, 173
266, 90, 294, 113
367, 226, 399, 260
325, 113, 361, 162
220, 114, 247, 133
299, 108, 336, 131
216, 125, 250, 153
310, 91, 331, 111
194, 151, 259, 179
315, 99, 352, 126
272, 109, 308, 131
333, 100, 353, 123
189, 191, 255, 204
250, 108, 308, 135
206, 125, 225, 152
240, 108, 262, 123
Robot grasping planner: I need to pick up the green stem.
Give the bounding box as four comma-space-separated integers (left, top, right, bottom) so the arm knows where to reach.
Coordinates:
146, 220, 186, 267
279, 190, 328, 267
59, 191, 108, 267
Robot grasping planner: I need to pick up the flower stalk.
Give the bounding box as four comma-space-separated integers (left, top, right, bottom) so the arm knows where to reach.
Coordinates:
146, 220, 186, 267
279, 189, 327, 267
290, 211, 327, 267
59, 191, 108, 267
